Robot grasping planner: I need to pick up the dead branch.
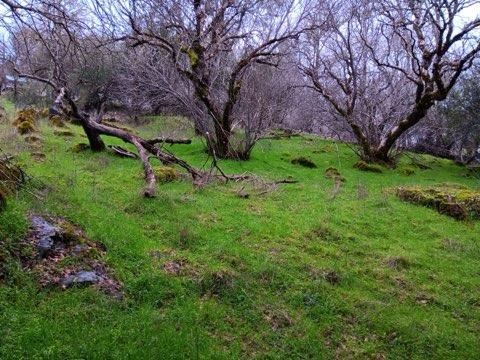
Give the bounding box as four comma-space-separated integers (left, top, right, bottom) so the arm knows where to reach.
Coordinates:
146, 137, 192, 145
108, 145, 138, 159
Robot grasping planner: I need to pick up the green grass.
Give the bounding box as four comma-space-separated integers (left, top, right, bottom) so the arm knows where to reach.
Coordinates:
1, 106, 480, 359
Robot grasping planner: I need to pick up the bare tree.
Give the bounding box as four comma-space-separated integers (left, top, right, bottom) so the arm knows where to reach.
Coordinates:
304, 0, 480, 163
0, 0, 207, 197
102, 0, 312, 159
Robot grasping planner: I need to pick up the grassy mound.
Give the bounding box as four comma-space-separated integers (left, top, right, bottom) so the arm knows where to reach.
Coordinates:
353, 161, 383, 173
396, 183, 480, 220
325, 167, 345, 182
1, 112, 480, 359
291, 156, 317, 168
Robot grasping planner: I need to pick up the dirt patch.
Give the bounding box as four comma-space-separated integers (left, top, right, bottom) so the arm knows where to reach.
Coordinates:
200, 269, 236, 296
23, 215, 122, 298
396, 183, 480, 220
163, 260, 186, 276
306, 224, 341, 242
264, 308, 294, 330
385, 256, 410, 270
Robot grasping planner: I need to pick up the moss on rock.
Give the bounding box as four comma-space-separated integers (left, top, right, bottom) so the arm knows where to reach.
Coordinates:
396, 183, 480, 220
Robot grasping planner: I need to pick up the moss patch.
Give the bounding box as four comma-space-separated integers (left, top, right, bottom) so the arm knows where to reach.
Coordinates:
154, 166, 179, 183
70, 143, 90, 153
291, 156, 317, 168
325, 167, 345, 182
49, 115, 66, 127
354, 161, 383, 173
396, 183, 480, 220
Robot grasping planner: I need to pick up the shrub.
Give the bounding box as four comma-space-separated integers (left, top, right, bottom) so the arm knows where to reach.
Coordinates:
291, 156, 317, 168
353, 161, 383, 173
396, 183, 480, 220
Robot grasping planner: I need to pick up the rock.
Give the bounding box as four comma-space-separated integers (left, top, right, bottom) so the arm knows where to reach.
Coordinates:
30, 216, 58, 258
61, 271, 102, 287
31, 216, 57, 237
72, 244, 89, 254
37, 236, 54, 258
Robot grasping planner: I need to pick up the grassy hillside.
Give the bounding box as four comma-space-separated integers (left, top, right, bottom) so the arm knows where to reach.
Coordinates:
1, 101, 479, 359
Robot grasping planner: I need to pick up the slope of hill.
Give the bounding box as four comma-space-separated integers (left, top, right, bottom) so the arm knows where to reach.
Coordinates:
1, 101, 479, 359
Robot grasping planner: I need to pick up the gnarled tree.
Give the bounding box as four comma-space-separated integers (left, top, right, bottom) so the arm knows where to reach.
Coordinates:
104, 0, 312, 159
0, 0, 206, 197
304, 0, 480, 163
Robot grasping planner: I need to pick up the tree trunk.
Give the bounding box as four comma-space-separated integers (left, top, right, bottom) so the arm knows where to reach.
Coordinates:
81, 123, 106, 151
212, 121, 231, 159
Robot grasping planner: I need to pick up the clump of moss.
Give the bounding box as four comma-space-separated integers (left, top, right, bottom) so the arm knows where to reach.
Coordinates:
53, 129, 75, 137
17, 120, 36, 135
70, 143, 90, 153
324, 167, 345, 182
398, 166, 415, 176
56, 220, 86, 244
13, 107, 36, 126
154, 166, 179, 183
38, 108, 50, 118
353, 161, 383, 173
13, 107, 38, 134
291, 156, 317, 168
49, 115, 65, 127
396, 183, 480, 220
